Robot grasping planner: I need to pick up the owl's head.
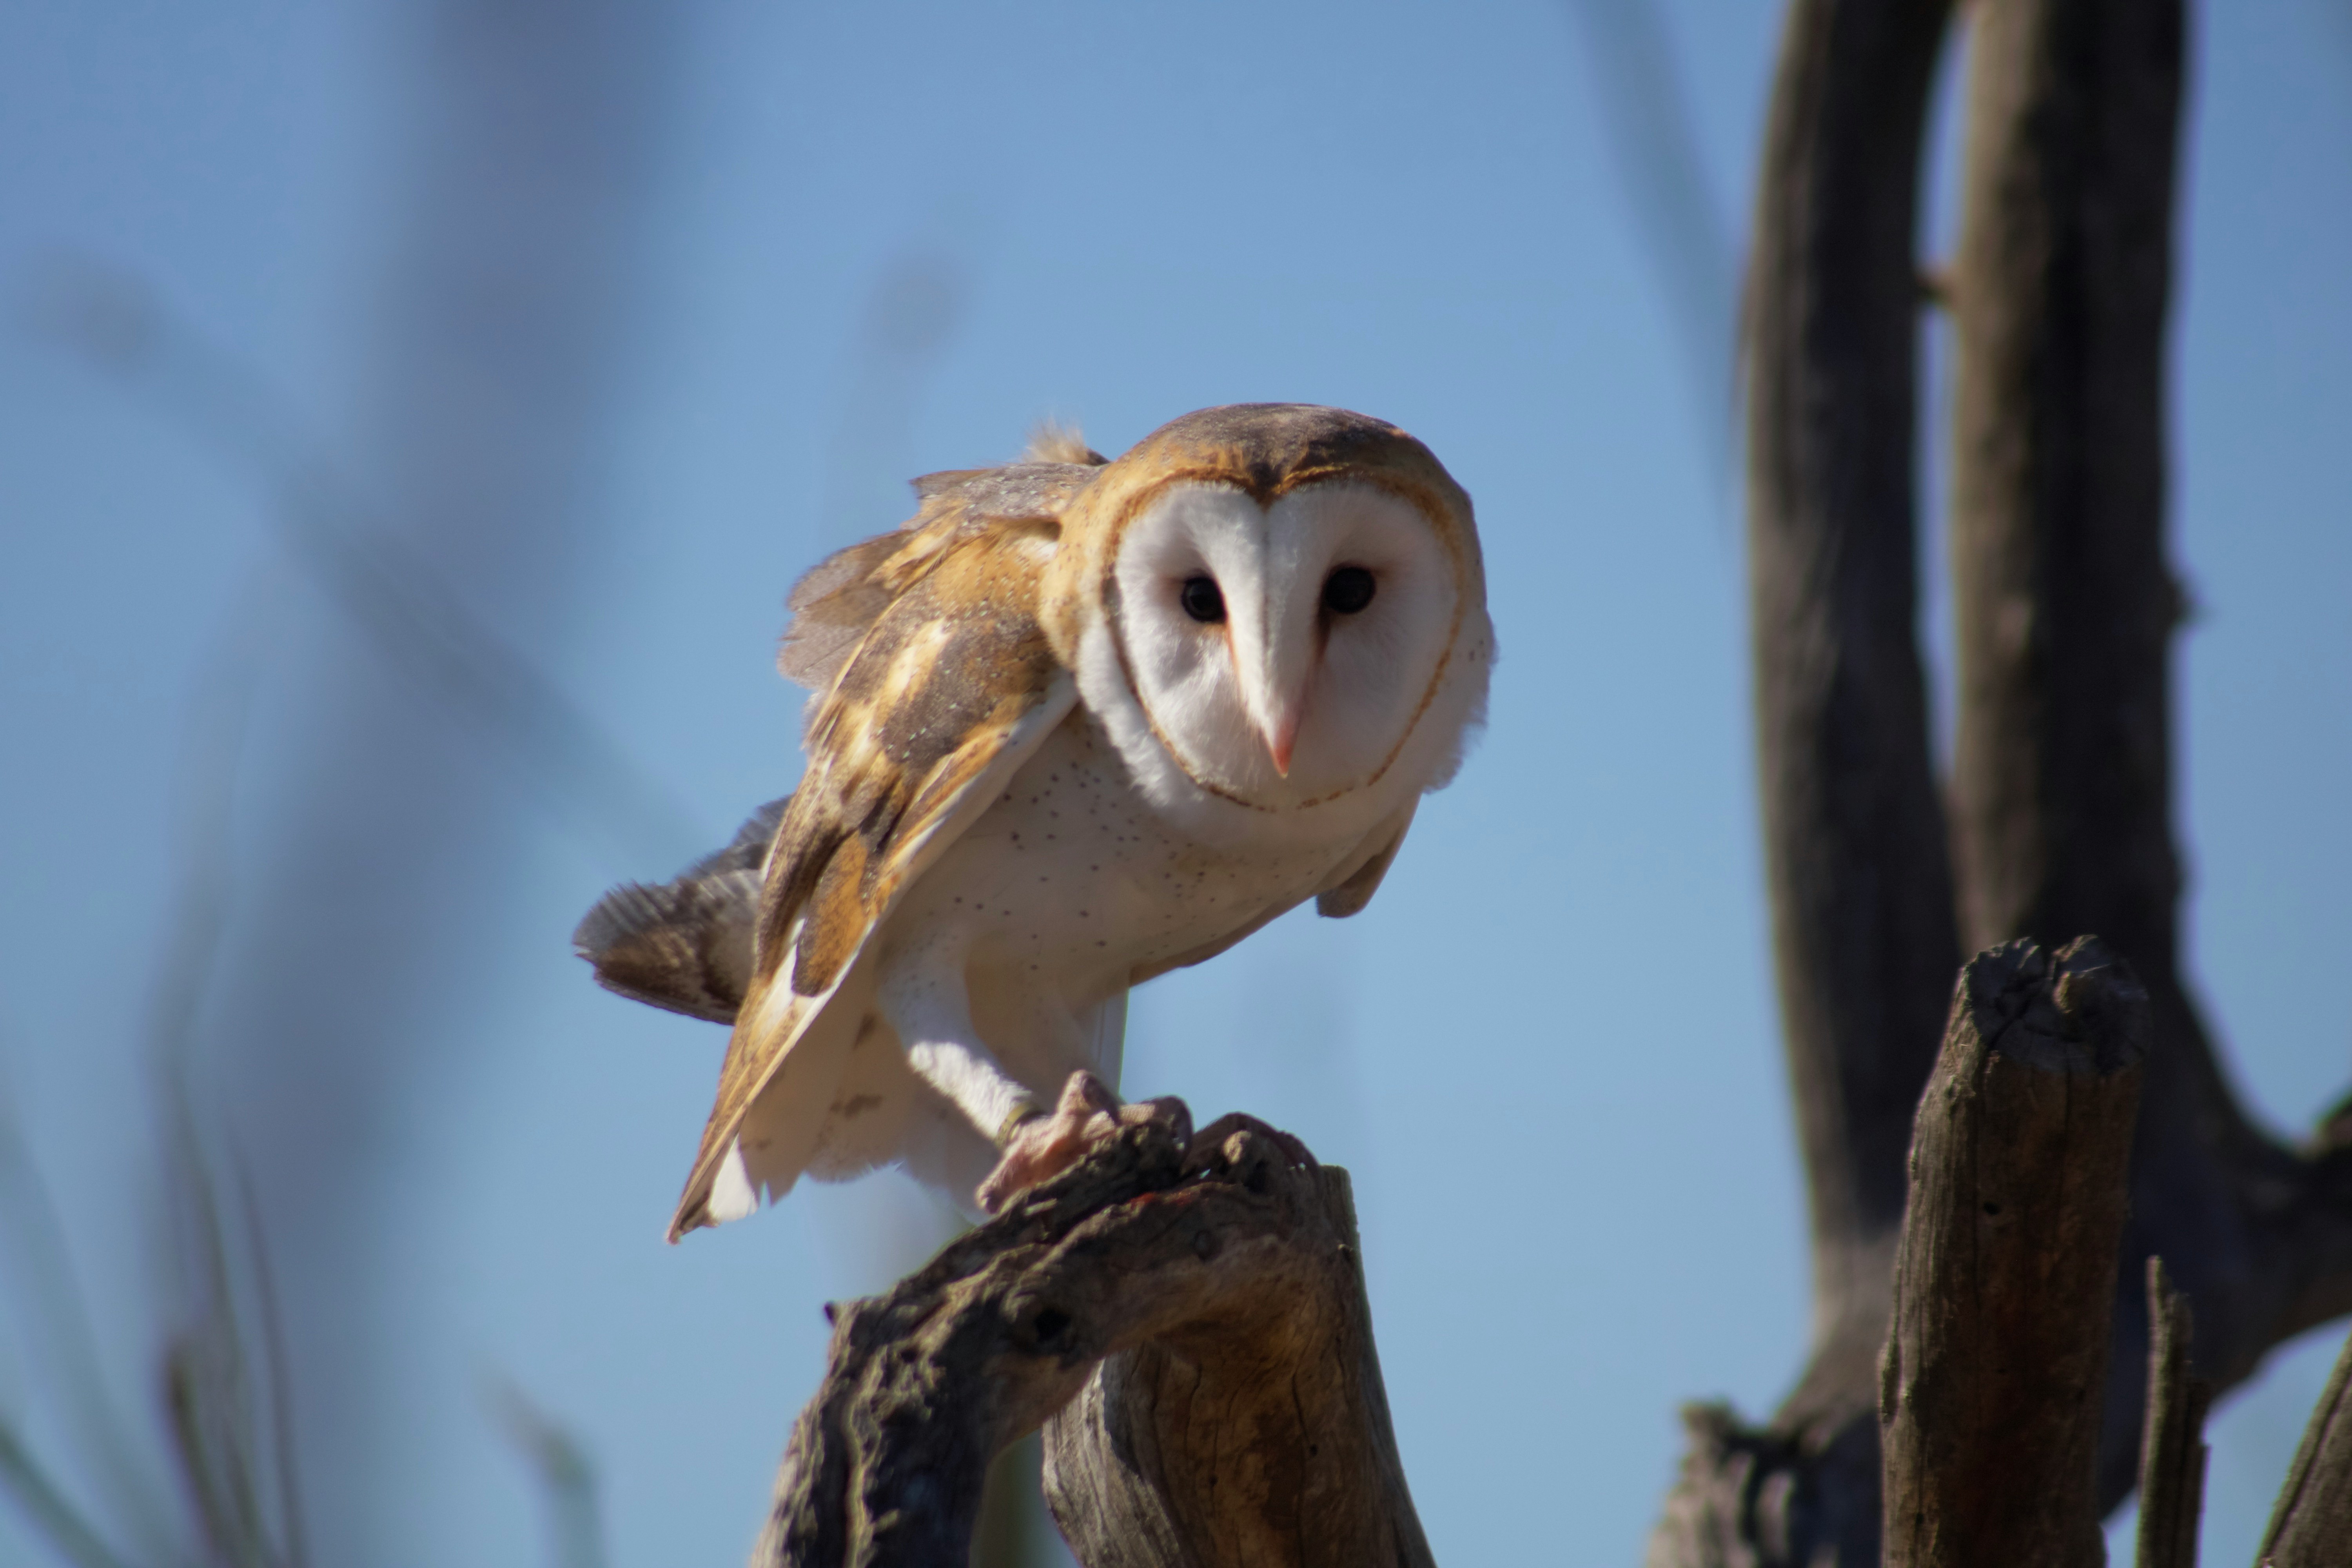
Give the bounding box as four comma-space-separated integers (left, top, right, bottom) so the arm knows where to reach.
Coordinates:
1051, 405, 1490, 819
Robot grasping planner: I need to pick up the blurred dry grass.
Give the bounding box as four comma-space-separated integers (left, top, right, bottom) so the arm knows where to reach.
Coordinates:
2, 7, 1728, 1566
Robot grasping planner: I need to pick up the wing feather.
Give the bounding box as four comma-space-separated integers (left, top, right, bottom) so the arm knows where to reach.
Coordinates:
670, 517, 1077, 1238
776, 458, 1102, 695
572, 797, 787, 1023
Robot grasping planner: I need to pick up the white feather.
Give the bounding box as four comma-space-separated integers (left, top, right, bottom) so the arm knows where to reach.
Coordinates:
708, 1141, 759, 1223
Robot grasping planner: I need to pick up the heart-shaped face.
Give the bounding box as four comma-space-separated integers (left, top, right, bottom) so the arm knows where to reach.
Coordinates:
1109, 478, 1468, 808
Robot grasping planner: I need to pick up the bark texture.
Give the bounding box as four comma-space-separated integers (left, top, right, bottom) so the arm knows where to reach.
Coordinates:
1878, 938, 2146, 1568
1041, 1164, 1426, 1568
753, 1112, 1432, 1568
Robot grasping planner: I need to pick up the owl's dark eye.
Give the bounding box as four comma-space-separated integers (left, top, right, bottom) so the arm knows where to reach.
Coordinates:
1322, 566, 1377, 616
1179, 575, 1226, 624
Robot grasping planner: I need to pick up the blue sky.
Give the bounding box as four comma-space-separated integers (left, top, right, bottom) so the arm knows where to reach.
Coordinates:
2, 3, 2347, 1565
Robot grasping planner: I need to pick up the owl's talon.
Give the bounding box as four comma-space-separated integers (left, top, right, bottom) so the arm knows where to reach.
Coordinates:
977, 1071, 1146, 1213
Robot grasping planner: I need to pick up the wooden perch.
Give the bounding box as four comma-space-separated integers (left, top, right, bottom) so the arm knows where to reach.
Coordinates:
753, 1111, 1433, 1568
2256, 1324, 2352, 1567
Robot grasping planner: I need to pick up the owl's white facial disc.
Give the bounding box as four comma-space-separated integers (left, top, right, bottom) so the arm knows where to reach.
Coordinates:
1109, 480, 1461, 806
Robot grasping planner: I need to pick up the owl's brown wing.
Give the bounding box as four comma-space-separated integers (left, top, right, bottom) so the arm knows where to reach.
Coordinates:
777, 458, 1103, 694
572, 796, 787, 1024
669, 514, 1077, 1239
583, 462, 1105, 1018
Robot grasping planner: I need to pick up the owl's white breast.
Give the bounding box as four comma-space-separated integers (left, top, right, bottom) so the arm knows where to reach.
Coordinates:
871, 706, 1378, 1083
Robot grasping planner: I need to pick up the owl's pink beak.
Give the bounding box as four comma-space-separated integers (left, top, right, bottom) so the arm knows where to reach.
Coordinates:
1232, 579, 1312, 780
1261, 709, 1300, 777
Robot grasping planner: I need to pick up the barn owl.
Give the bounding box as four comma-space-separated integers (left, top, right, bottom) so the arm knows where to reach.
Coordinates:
577, 404, 1492, 1237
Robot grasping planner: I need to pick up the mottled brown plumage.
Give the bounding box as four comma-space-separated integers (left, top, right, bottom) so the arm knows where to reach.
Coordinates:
675, 503, 1080, 1236
573, 797, 784, 1022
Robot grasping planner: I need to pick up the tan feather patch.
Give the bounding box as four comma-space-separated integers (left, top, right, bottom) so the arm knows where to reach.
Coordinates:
672, 511, 1078, 1238
778, 457, 1101, 695
1022, 420, 1107, 466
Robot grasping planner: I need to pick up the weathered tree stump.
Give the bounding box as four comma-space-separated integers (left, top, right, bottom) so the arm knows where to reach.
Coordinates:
752, 1110, 1432, 1568
1879, 937, 2146, 1568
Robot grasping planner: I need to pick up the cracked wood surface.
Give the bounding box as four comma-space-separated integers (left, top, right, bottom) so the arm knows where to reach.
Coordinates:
1879, 938, 2146, 1568
753, 1111, 1432, 1568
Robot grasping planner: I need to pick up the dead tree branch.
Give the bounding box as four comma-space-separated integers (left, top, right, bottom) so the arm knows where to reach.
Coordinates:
1654, 0, 2352, 1557
2256, 1324, 2352, 1566
1879, 938, 2146, 1568
1944, 0, 2352, 1508
1649, 0, 1955, 1561
753, 1112, 1432, 1568
2132, 1258, 2209, 1568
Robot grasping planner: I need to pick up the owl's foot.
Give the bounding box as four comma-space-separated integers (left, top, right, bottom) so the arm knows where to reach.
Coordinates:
976, 1071, 1190, 1214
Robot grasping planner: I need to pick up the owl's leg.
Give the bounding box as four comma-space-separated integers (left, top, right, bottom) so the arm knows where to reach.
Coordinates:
880, 963, 1030, 1138
978, 1071, 1190, 1215
882, 946, 1178, 1210
877, 946, 1077, 1208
